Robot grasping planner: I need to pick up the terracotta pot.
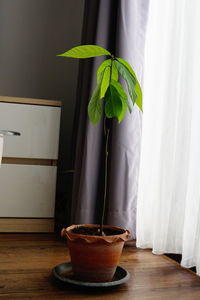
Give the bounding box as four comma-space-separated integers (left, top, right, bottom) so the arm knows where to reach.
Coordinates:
61, 224, 130, 282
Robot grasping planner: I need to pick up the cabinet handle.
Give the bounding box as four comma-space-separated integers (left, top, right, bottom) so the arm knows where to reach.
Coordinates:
0, 130, 20, 136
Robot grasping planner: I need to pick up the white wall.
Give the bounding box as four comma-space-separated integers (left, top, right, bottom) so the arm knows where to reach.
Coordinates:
0, 0, 84, 166
0, 0, 85, 225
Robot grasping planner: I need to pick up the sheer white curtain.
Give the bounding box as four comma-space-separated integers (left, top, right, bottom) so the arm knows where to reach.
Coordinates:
137, 0, 200, 275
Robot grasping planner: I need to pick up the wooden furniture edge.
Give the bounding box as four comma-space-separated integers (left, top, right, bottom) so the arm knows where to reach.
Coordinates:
0, 218, 55, 233
0, 96, 62, 107
2, 157, 57, 166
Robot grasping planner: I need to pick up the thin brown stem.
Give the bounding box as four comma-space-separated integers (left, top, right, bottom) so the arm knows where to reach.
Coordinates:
99, 55, 115, 235
100, 124, 110, 235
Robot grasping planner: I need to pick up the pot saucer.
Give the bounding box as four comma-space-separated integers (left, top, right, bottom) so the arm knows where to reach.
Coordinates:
52, 262, 130, 288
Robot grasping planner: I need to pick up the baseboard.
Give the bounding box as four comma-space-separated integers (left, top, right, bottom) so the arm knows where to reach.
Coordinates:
0, 218, 55, 233
165, 253, 197, 274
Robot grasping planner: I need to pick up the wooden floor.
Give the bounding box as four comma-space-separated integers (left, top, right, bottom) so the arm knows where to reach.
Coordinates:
0, 234, 200, 299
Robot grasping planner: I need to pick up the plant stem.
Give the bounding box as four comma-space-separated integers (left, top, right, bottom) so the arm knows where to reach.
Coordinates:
100, 122, 110, 235
99, 55, 114, 235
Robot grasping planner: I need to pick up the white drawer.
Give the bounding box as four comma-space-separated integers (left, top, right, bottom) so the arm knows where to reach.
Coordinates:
0, 102, 61, 159
0, 164, 57, 218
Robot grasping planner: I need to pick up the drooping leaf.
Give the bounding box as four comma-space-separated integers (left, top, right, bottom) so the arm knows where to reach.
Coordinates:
110, 80, 130, 119
118, 100, 127, 123
115, 60, 137, 106
131, 87, 138, 103
123, 99, 132, 113
111, 61, 118, 81
109, 81, 128, 123
97, 59, 111, 83
104, 85, 123, 119
116, 58, 143, 111
88, 83, 102, 125
135, 80, 143, 111
97, 59, 119, 84
110, 80, 128, 100
116, 58, 136, 84
58, 45, 111, 59
100, 67, 110, 98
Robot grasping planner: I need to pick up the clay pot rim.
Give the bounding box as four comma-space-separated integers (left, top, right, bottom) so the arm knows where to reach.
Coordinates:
61, 224, 130, 244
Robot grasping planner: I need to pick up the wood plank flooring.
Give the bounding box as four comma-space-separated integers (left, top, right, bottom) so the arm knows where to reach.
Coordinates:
0, 233, 200, 299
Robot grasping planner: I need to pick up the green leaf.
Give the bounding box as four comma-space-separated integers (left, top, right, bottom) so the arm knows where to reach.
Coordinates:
110, 80, 128, 100
57, 45, 111, 59
115, 60, 137, 107
111, 61, 118, 81
135, 80, 143, 111
118, 100, 127, 123
104, 85, 123, 119
123, 99, 132, 113
109, 81, 128, 122
97, 59, 118, 83
116, 58, 143, 111
100, 67, 110, 98
97, 59, 111, 83
116, 58, 136, 84
88, 83, 102, 125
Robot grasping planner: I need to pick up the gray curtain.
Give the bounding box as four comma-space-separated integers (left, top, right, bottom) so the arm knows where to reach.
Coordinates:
71, 0, 149, 238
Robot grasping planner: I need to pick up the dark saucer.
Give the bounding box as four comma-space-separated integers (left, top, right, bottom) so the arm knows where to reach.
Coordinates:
52, 262, 130, 288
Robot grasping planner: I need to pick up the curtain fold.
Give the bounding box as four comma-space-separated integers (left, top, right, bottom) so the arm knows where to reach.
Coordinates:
137, 0, 200, 274
107, 0, 149, 237
71, 0, 119, 225
71, 0, 149, 238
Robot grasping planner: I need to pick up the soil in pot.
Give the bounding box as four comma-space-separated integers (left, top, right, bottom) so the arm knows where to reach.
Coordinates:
71, 226, 123, 236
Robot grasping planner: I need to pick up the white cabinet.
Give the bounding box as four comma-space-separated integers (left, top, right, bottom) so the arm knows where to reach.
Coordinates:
0, 96, 61, 232
0, 103, 60, 159
0, 164, 57, 218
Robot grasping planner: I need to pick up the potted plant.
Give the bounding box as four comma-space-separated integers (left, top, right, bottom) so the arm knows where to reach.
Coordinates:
59, 45, 142, 282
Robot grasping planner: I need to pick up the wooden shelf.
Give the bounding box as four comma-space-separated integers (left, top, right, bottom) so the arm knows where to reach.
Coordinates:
2, 157, 57, 166
0, 96, 62, 107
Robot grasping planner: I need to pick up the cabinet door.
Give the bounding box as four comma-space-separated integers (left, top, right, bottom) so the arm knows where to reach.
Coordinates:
0, 164, 57, 218
0, 102, 61, 159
